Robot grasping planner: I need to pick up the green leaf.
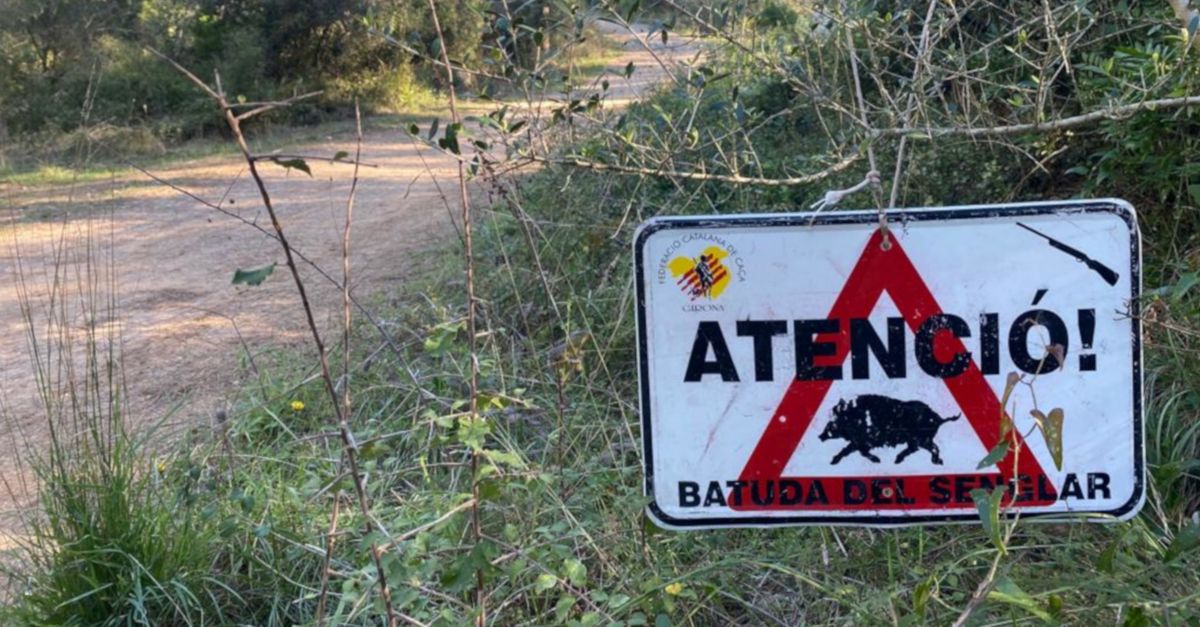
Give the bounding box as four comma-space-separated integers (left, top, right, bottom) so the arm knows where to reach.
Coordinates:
563, 558, 587, 587
333, 150, 349, 161
623, 0, 641, 22
1000, 372, 1019, 437
579, 612, 602, 626
987, 576, 1052, 622
407, 123, 419, 135
912, 576, 933, 617
977, 440, 1010, 470
439, 122, 462, 155
270, 157, 311, 176
1164, 522, 1200, 563
456, 414, 491, 450
1044, 408, 1065, 470
1189, 184, 1200, 206
428, 118, 440, 140
1048, 593, 1063, 619
1031, 408, 1067, 471
441, 542, 497, 593
1123, 606, 1150, 627
971, 487, 1006, 553
535, 573, 558, 592
1171, 272, 1200, 301
477, 478, 501, 501
232, 263, 276, 286
624, 61, 635, 79
484, 447, 522, 464
555, 595, 577, 623
607, 593, 631, 610
1189, 14, 1199, 38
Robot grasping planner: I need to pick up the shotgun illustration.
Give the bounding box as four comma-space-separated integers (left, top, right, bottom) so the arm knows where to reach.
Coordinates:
1016, 222, 1119, 286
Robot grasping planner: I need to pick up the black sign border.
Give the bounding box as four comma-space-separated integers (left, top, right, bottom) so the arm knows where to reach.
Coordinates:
633, 200, 1144, 529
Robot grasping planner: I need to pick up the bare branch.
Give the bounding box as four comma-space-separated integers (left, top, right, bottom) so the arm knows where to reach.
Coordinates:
877, 94, 1200, 138
425, 1, 486, 625
528, 153, 861, 187
236, 90, 323, 121
149, 49, 398, 627
146, 47, 220, 101
314, 494, 341, 627
252, 153, 380, 168
376, 498, 478, 552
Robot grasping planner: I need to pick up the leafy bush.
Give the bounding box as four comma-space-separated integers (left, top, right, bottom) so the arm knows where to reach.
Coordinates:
0, 0, 495, 145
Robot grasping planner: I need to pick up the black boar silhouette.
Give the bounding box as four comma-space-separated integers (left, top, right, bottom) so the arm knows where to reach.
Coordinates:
817, 395, 960, 465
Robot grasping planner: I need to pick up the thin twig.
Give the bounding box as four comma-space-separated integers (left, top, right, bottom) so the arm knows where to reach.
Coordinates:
377, 498, 479, 552
129, 164, 431, 400
841, 3, 889, 247
876, 94, 1200, 138
314, 493, 342, 626
151, 53, 398, 627
341, 102, 363, 427
425, 1, 486, 625
235, 91, 323, 121
887, 0, 941, 210
146, 47, 219, 100
528, 153, 860, 186
327, 105, 363, 624
253, 153, 380, 168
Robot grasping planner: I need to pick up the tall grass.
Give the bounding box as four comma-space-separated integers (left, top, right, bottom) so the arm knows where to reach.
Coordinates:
0, 218, 231, 625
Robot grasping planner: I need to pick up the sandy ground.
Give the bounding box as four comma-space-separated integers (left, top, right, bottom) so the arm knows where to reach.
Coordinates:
0, 25, 698, 537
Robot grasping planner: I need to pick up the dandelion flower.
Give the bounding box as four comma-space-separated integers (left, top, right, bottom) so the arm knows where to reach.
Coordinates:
664, 582, 684, 596
291, 400, 305, 411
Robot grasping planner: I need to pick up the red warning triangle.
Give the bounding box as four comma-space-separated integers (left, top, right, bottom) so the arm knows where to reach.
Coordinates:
731, 229, 1057, 511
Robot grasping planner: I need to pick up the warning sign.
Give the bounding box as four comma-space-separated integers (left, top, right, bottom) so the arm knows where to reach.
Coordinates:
634, 200, 1143, 528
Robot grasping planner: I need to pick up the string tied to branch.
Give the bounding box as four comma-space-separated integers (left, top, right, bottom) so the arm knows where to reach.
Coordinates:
809, 169, 881, 211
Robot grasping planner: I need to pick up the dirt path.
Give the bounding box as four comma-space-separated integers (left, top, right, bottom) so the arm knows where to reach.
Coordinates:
0, 25, 698, 532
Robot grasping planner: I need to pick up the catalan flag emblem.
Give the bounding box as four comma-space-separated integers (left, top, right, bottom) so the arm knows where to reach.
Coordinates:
668, 246, 732, 300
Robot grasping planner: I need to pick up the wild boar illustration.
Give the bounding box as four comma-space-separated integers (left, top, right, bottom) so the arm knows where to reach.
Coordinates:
817, 395, 960, 465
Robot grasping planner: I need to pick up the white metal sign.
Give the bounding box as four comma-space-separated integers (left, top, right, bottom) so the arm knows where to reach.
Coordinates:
634, 200, 1143, 529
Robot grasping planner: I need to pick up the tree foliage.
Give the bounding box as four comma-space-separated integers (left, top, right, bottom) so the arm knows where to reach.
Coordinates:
0, 0, 493, 136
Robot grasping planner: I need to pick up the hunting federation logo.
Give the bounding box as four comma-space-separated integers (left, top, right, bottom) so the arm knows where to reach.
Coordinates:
655, 233, 746, 311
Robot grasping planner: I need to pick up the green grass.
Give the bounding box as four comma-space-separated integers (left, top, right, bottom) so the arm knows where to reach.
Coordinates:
0, 109, 450, 192
0, 164, 120, 187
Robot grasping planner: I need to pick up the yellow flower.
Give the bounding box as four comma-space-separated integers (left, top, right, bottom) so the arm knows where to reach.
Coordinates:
291, 400, 305, 411
664, 582, 684, 596
155, 458, 168, 474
